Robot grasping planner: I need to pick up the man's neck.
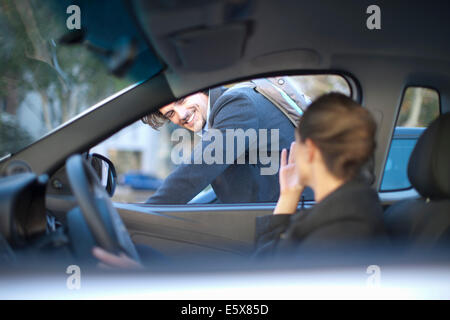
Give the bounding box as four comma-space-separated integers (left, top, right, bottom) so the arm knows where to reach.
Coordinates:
197, 91, 211, 136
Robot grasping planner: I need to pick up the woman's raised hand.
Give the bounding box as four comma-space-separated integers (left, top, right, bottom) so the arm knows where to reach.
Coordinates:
279, 142, 304, 196
274, 142, 304, 214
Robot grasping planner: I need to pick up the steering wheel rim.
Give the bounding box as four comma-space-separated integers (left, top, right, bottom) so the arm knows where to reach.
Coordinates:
65, 154, 140, 262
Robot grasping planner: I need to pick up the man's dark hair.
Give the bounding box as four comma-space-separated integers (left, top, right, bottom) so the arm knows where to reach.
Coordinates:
142, 90, 209, 130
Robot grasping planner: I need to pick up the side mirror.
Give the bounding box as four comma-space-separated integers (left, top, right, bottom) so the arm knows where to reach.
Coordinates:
87, 153, 117, 197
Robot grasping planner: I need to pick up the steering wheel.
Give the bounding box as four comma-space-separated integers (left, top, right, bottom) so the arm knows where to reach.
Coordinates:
65, 154, 140, 263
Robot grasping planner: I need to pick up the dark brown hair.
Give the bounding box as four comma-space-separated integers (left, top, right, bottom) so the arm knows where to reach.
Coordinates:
297, 92, 377, 181
142, 90, 209, 130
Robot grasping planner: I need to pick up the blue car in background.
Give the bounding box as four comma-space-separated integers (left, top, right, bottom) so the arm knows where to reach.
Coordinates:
381, 127, 425, 192
120, 171, 163, 191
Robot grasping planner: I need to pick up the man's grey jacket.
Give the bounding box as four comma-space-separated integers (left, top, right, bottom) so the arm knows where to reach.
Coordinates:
146, 86, 295, 204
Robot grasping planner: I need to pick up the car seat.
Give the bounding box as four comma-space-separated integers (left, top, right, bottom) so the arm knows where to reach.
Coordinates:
384, 113, 450, 250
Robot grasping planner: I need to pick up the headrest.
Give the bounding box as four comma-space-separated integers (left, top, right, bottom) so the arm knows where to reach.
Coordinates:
408, 113, 450, 199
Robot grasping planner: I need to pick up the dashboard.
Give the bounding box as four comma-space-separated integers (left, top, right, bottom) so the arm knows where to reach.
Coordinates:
0, 173, 48, 248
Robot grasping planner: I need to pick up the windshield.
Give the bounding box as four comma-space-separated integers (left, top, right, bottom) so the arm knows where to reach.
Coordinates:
0, 0, 162, 159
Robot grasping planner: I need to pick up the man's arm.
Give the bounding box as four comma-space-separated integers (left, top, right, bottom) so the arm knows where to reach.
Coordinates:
146, 91, 259, 204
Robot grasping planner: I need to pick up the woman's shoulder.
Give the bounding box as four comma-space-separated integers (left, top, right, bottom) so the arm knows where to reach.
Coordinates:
281, 180, 387, 251
297, 179, 383, 232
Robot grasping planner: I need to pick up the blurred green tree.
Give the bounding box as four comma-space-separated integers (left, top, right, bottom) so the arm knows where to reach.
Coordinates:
0, 0, 130, 157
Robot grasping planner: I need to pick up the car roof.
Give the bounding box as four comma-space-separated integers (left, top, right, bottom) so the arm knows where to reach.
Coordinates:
131, 0, 450, 98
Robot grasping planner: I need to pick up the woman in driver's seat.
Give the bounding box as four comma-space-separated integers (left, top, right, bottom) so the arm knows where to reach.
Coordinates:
255, 92, 387, 256
93, 93, 387, 268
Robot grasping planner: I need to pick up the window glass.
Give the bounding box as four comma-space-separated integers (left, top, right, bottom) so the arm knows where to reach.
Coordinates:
0, 0, 162, 159
91, 75, 351, 203
380, 87, 440, 192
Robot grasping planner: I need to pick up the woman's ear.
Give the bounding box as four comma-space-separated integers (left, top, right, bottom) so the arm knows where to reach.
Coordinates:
304, 138, 316, 163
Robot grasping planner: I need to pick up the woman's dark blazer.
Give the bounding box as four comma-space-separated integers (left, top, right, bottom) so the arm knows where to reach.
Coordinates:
254, 179, 388, 256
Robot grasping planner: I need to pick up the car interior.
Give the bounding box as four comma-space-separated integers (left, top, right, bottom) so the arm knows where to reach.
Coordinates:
0, 0, 449, 275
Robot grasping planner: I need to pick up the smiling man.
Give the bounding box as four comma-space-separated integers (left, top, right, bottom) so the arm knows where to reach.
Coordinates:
161, 93, 209, 133
142, 84, 296, 204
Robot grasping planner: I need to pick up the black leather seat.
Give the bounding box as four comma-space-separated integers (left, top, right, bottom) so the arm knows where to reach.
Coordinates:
384, 113, 450, 250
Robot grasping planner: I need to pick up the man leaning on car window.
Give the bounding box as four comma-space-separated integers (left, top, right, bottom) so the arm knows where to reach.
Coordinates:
141, 83, 297, 204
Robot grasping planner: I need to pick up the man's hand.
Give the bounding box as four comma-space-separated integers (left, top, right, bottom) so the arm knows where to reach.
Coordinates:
274, 142, 304, 215
92, 247, 143, 270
